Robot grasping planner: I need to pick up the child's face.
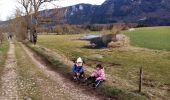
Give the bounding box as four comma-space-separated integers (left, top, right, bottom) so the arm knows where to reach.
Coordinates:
96, 67, 100, 70
77, 62, 82, 67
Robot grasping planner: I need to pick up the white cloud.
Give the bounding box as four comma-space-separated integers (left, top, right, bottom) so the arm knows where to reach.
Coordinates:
0, 0, 18, 20
0, 0, 105, 21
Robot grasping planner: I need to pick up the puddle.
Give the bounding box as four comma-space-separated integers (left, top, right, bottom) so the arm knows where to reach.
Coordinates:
80, 34, 101, 40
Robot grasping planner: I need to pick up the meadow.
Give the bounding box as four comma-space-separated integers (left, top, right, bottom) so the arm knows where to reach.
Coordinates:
124, 26, 170, 51
37, 27, 170, 99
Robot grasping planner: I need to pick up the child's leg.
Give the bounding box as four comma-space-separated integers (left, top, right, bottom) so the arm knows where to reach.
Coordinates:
95, 80, 104, 88
86, 76, 93, 80
80, 72, 84, 78
73, 73, 77, 80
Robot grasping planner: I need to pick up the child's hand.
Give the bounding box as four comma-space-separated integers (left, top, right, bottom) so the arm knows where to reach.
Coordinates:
73, 76, 77, 80
76, 73, 80, 76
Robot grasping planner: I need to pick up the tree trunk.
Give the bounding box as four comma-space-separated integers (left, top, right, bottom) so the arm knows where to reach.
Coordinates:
28, 31, 33, 43
32, 12, 38, 45
32, 29, 37, 45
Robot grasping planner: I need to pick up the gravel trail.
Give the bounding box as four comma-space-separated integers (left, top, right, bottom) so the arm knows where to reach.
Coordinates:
0, 41, 19, 100
21, 43, 102, 100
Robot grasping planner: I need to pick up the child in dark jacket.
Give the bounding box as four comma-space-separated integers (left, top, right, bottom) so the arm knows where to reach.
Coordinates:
85, 64, 106, 88
72, 57, 84, 80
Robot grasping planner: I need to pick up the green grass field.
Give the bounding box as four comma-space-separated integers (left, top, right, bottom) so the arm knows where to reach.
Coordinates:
124, 26, 170, 51
37, 27, 170, 99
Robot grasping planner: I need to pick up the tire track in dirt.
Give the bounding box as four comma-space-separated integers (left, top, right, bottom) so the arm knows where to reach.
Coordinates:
0, 41, 19, 99
16, 43, 69, 100
20, 43, 102, 100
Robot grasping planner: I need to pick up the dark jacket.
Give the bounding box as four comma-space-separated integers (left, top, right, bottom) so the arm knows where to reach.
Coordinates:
72, 64, 84, 74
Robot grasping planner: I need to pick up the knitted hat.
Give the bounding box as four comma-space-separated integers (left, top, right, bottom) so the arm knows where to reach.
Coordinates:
76, 57, 83, 63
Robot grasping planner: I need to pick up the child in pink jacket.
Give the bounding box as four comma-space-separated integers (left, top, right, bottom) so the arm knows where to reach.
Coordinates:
85, 64, 106, 88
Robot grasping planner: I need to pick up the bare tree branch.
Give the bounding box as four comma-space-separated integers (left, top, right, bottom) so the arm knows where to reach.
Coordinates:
17, 0, 62, 44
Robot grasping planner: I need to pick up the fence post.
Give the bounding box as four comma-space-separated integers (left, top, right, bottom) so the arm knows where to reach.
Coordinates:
139, 67, 143, 93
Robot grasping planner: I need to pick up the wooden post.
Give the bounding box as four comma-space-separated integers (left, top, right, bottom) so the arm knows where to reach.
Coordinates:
139, 67, 143, 92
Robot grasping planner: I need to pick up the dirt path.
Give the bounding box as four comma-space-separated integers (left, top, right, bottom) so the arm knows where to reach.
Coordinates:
20, 43, 102, 100
0, 41, 19, 99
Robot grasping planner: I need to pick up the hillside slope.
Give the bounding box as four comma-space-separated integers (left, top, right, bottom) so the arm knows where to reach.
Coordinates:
43, 0, 170, 26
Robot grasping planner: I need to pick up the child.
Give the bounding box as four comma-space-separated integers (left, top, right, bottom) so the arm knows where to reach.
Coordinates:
85, 64, 106, 88
72, 57, 84, 80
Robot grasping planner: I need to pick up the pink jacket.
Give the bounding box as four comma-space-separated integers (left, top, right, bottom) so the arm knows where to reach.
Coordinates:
91, 68, 106, 80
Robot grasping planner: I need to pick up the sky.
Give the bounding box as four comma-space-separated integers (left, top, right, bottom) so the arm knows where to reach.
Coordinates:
0, 0, 105, 21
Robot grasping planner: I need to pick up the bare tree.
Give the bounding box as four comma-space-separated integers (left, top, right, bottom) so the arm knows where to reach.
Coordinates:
9, 8, 27, 41
18, 0, 59, 44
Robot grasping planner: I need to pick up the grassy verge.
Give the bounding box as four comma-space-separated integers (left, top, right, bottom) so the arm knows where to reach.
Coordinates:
15, 42, 43, 99
0, 41, 9, 73
25, 43, 148, 100
0, 40, 9, 85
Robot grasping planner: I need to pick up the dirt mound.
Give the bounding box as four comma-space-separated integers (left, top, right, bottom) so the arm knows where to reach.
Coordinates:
107, 34, 129, 48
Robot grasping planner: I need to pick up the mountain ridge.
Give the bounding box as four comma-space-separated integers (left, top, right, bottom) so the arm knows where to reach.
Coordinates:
1, 0, 170, 27
61, 0, 170, 25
